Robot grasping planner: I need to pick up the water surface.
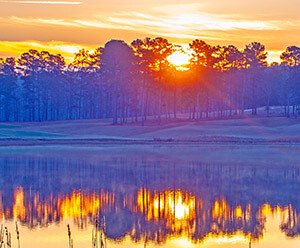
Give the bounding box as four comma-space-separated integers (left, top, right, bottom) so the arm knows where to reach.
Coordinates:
0, 145, 300, 248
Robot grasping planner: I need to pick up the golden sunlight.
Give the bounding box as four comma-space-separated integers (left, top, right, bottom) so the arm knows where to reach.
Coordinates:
167, 51, 191, 68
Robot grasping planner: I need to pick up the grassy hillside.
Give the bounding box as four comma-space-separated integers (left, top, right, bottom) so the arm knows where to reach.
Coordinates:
0, 116, 299, 145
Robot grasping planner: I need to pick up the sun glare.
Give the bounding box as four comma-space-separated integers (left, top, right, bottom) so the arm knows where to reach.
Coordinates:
167, 51, 191, 69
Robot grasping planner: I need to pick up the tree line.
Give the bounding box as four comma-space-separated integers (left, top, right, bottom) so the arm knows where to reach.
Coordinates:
1, 37, 300, 124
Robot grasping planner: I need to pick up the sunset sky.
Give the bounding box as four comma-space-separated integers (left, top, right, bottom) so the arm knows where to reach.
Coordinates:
1, 0, 300, 63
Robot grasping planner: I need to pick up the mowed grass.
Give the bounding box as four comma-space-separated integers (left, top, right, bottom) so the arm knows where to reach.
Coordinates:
0, 115, 299, 141
0, 124, 65, 138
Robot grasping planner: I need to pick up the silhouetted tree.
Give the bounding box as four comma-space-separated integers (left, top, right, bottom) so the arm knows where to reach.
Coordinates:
0, 38, 299, 123
101, 40, 136, 125
244, 42, 268, 115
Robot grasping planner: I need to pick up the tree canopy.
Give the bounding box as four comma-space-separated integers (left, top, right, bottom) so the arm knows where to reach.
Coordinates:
0, 37, 299, 123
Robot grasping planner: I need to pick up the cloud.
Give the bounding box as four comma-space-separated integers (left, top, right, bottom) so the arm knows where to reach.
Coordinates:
109, 11, 274, 33
8, 16, 132, 30
1, 2, 300, 54
7, 8, 278, 41
0, 41, 97, 63
0, 0, 81, 4
10, 16, 81, 27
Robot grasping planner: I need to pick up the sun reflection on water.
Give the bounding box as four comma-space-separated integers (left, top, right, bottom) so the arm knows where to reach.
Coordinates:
136, 188, 195, 223
0, 187, 298, 247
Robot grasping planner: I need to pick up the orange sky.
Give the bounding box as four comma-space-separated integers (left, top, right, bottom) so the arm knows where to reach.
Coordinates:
1, 0, 300, 63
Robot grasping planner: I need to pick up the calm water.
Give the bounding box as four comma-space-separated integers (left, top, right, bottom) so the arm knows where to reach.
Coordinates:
0, 145, 300, 248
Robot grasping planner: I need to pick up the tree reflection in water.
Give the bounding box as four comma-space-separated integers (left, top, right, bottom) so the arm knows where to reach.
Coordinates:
0, 152, 299, 246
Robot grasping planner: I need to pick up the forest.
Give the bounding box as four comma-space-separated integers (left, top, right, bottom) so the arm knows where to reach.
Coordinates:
0, 37, 300, 124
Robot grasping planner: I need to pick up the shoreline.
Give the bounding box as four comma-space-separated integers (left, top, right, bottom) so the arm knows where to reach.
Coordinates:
1, 136, 300, 146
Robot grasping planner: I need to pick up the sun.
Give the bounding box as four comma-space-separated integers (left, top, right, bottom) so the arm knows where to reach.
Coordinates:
167, 51, 191, 69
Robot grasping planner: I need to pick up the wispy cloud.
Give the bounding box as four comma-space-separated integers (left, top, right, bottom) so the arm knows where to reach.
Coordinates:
2, 2, 299, 50
10, 16, 80, 27
8, 10, 278, 36
108, 11, 274, 34
9, 16, 130, 30
0, 40, 96, 62
0, 0, 81, 4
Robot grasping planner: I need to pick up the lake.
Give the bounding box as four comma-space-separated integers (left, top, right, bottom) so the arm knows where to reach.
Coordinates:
0, 144, 300, 248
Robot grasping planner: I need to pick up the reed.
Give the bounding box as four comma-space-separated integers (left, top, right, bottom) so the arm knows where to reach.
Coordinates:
15, 222, 20, 248
72, 216, 107, 248
67, 224, 73, 248
0, 225, 4, 248
4, 227, 11, 248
